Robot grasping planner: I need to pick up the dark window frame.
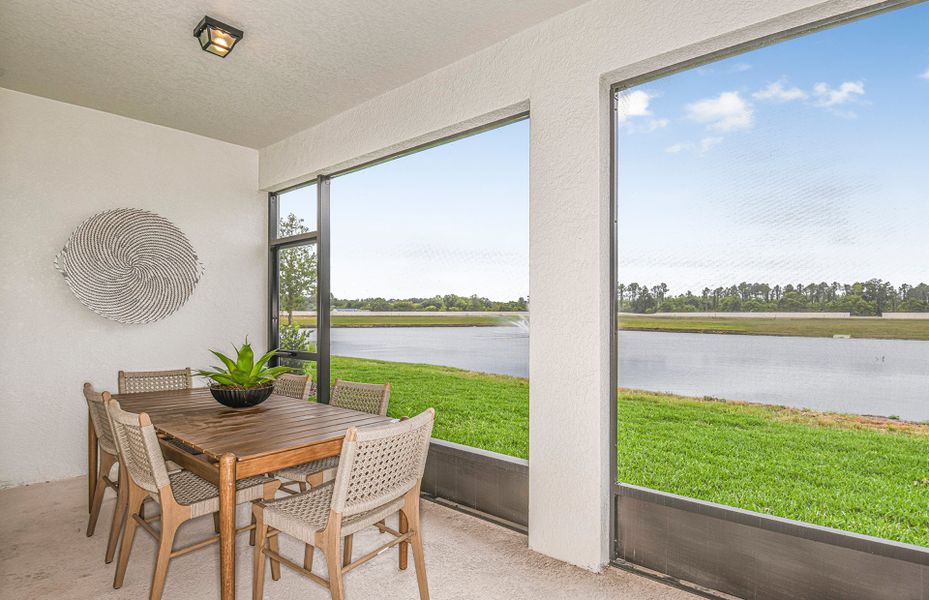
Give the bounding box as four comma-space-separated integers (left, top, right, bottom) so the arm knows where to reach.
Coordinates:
268, 178, 331, 404
608, 0, 920, 562
268, 113, 529, 406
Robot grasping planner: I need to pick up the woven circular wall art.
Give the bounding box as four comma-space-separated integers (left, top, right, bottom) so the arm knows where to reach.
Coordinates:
54, 208, 203, 324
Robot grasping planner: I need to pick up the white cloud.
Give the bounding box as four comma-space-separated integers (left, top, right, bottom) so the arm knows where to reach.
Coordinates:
730, 63, 752, 73
616, 90, 652, 123
812, 81, 865, 107
665, 137, 724, 155
920, 68, 929, 80
617, 90, 669, 133
665, 142, 693, 154
686, 91, 754, 132
700, 137, 723, 152
752, 81, 808, 102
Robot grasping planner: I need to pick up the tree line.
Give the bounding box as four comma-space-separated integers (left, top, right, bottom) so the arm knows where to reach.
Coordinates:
331, 294, 528, 312
618, 280, 929, 316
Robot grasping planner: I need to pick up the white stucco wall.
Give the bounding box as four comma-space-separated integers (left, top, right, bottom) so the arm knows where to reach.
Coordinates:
0, 88, 265, 488
258, 0, 887, 571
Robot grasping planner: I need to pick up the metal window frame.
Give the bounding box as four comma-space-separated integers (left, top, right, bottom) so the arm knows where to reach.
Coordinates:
608, 0, 920, 563
268, 179, 330, 403
268, 114, 529, 407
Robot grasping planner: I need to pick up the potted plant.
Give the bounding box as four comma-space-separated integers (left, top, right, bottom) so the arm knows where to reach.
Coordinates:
196, 339, 292, 408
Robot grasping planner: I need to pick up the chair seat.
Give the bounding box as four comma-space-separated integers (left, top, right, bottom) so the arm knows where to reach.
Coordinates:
274, 456, 340, 482
151, 471, 274, 518
259, 481, 404, 544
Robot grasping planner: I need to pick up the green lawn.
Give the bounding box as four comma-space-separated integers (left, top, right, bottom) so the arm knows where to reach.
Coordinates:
313, 355, 929, 547
619, 315, 929, 340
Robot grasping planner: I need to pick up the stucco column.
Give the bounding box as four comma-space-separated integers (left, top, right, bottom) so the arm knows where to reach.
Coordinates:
527, 76, 613, 571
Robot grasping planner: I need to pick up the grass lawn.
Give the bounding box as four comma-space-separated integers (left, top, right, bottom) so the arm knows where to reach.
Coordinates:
619, 315, 929, 340
313, 355, 929, 547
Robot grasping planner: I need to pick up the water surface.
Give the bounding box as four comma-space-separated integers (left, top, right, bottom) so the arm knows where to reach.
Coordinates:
321, 326, 929, 420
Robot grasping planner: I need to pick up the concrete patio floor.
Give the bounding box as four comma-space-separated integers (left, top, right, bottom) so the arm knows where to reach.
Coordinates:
0, 476, 697, 600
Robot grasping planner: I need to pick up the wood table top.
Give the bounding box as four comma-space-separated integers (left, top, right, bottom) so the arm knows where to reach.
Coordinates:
113, 387, 394, 461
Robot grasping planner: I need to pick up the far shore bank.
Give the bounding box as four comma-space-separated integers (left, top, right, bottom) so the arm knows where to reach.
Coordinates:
284, 313, 929, 340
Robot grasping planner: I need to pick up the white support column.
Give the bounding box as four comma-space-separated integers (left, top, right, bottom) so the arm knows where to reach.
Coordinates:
527, 77, 613, 571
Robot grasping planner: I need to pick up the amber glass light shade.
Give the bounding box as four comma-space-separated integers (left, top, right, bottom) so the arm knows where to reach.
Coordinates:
193, 16, 243, 58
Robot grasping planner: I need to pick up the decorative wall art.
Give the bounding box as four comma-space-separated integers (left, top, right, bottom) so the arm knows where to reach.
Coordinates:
54, 208, 203, 324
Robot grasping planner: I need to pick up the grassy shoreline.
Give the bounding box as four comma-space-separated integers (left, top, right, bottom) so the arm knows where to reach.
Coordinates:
288, 314, 929, 340
619, 315, 929, 341
313, 354, 929, 547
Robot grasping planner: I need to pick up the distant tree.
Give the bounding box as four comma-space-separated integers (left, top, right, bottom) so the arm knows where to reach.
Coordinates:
278, 214, 317, 325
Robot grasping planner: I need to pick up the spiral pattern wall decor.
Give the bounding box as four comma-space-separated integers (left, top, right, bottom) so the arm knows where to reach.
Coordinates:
54, 208, 203, 324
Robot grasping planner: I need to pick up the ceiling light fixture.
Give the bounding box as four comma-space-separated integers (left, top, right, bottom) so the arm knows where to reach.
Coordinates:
193, 16, 243, 58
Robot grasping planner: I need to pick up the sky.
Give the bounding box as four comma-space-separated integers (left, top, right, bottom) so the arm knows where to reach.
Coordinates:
277, 120, 529, 300
617, 2, 929, 295
278, 2, 929, 301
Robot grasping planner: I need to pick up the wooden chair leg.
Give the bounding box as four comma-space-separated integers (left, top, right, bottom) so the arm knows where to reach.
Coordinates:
86, 452, 115, 536
252, 505, 268, 600
298, 481, 307, 493
324, 530, 345, 600
404, 491, 429, 600
113, 483, 146, 589
105, 463, 128, 564
253, 481, 278, 547
304, 543, 315, 572
268, 528, 281, 581
342, 534, 353, 567
213, 512, 221, 534
150, 510, 182, 600
398, 511, 409, 570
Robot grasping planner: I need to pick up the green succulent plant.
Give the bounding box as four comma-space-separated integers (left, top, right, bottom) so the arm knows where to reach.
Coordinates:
196, 338, 292, 389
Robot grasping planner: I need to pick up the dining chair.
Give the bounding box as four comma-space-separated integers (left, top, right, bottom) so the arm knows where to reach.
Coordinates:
83, 383, 126, 564
329, 379, 391, 415
275, 380, 391, 492
273, 373, 316, 400
117, 368, 193, 394
117, 368, 195, 476
252, 408, 435, 600
106, 400, 280, 600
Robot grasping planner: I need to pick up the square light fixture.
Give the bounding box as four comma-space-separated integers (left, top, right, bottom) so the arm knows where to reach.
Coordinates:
193, 16, 243, 58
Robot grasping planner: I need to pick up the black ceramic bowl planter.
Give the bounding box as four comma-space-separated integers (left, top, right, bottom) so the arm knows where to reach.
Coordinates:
209, 382, 274, 408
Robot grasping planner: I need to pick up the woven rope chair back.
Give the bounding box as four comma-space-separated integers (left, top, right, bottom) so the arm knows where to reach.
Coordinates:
105, 400, 171, 495
330, 379, 390, 416
273, 373, 315, 400
83, 383, 117, 455
331, 408, 435, 517
118, 368, 193, 394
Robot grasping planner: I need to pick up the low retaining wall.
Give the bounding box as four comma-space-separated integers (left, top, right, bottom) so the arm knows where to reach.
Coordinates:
421, 439, 528, 529
619, 312, 851, 319
882, 312, 929, 320
614, 483, 929, 600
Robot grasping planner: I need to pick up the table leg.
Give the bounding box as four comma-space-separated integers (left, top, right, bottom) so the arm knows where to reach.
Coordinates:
219, 453, 237, 600
88, 411, 98, 513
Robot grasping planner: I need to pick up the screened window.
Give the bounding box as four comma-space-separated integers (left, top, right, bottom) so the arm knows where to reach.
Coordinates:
614, 3, 929, 546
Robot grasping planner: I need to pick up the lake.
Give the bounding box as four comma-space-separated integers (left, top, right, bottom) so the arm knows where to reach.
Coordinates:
322, 326, 929, 421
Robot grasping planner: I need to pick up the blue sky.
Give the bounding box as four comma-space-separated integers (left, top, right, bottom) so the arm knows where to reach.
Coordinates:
618, 2, 929, 294
279, 3, 928, 301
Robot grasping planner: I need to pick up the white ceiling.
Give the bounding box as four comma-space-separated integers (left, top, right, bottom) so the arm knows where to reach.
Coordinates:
0, 0, 587, 148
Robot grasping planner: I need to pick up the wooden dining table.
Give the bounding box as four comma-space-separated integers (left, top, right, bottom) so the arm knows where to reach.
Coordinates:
90, 387, 395, 600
